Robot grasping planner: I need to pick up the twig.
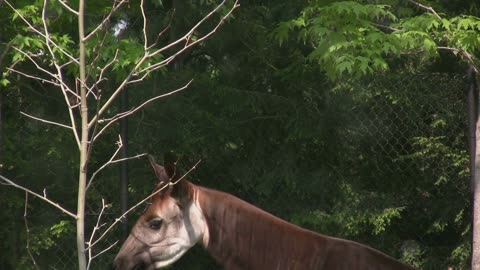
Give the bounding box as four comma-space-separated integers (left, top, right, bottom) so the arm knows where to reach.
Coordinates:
11, 47, 57, 78
32, 1, 83, 149
84, 0, 128, 40
56, 69, 82, 149
408, 0, 441, 20
86, 135, 147, 190
10, 47, 81, 116
93, 80, 193, 142
146, 10, 175, 51
141, 0, 148, 50
21, 111, 73, 130
87, 0, 239, 128
4, 0, 78, 63
89, 49, 119, 98
90, 240, 118, 262
86, 84, 100, 100
86, 159, 202, 250
408, 0, 479, 73
373, 23, 400, 32
147, 0, 231, 60
0, 174, 77, 219
86, 198, 113, 270
140, 0, 240, 74
24, 192, 40, 270
58, 0, 79, 15
7, 67, 60, 86
86, 30, 110, 88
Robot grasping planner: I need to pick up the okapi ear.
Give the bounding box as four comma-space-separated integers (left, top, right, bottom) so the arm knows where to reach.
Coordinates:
148, 155, 170, 187
162, 152, 193, 203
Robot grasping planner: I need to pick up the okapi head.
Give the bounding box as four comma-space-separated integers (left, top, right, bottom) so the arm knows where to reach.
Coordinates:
112, 157, 208, 270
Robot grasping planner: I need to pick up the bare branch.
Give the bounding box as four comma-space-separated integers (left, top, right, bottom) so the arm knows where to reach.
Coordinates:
87, 159, 202, 250
24, 193, 40, 270
88, 0, 239, 128
407, 1, 479, 73
373, 23, 400, 32
88, 151, 147, 190
91, 240, 118, 262
86, 198, 113, 270
42, 0, 70, 85
87, 53, 148, 129
438, 46, 459, 52
58, 0, 79, 15
86, 136, 123, 191
10, 47, 81, 109
408, 0, 442, 20
86, 30, 110, 85
0, 174, 77, 219
21, 111, 73, 130
146, 11, 175, 50
84, 0, 128, 41
4, 0, 78, 63
93, 80, 193, 142
147, 0, 232, 60
57, 72, 82, 149
86, 84, 100, 100
60, 59, 77, 69
7, 67, 60, 86
438, 47, 479, 73
141, 0, 240, 74
141, 0, 148, 50
11, 47, 57, 78
87, 136, 147, 190
90, 49, 119, 94
14, 46, 81, 149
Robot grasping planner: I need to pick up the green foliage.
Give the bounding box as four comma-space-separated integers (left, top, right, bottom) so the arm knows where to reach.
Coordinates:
17, 220, 75, 270
273, 1, 480, 80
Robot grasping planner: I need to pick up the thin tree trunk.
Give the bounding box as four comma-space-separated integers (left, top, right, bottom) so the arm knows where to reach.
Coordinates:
471, 68, 480, 270
0, 90, 3, 162
77, 0, 88, 268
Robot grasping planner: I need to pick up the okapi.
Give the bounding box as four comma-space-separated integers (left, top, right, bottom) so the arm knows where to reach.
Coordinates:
113, 158, 415, 270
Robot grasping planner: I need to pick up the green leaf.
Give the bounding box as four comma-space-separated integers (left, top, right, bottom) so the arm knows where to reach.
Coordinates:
0, 79, 10, 87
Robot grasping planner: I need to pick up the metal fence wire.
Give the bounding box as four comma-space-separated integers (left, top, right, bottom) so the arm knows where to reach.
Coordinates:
13, 72, 469, 269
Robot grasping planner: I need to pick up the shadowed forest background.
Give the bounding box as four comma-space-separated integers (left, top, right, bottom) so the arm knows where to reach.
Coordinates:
0, 0, 479, 269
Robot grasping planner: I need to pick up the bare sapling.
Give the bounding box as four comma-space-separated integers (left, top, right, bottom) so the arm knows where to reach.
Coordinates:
0, 0, 239, 269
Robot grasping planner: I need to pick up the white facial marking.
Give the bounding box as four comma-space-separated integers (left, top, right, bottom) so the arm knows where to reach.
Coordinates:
147, 189, 209, 269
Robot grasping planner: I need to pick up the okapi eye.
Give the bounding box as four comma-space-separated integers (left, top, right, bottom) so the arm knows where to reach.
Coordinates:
149, 219, 163, 230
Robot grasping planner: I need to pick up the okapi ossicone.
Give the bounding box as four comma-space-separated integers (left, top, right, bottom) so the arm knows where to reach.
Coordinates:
113, 159, 415, 270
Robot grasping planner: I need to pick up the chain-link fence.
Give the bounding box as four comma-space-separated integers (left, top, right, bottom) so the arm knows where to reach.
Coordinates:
9, 72, 469, 269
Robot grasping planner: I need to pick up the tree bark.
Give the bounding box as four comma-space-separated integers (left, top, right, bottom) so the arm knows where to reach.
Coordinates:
471, 68, 480, 269
77, 0, 88, 269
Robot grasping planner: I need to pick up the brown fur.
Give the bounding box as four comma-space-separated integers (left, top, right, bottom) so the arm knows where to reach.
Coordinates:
194, 184, 415, 270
